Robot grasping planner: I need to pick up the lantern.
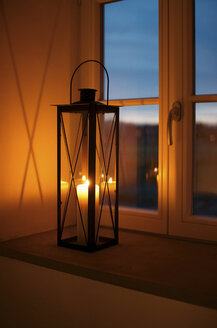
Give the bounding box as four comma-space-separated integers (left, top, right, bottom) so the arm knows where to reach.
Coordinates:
55, 60, 119, 252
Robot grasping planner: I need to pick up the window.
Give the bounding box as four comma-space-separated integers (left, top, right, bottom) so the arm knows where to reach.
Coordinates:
195, 0, 217, 95
172, 0, 217, 241
104, 0, 159, 212
193, 0, 217, 218
104, 0, 159, 99
193, 103, 217, 218
81, 0, 217, 241
100, 0, 166, 233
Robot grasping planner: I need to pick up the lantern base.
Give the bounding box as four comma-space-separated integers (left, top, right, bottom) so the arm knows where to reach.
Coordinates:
58, 236, 118, 253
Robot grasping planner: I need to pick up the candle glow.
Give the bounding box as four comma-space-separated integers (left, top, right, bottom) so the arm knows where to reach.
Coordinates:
76, 178, 99, 244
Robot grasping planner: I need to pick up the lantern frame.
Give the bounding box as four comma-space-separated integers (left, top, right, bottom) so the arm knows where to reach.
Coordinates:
55, 60, 119, 252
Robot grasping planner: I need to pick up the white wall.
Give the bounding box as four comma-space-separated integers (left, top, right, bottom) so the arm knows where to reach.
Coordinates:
0, 256, 217, 328
0, 0, 80, 241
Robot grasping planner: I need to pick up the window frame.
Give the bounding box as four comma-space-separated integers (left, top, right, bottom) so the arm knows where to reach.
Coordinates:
97, 0, 169, 233
79, 0, 217, 242
169, 0, 217, 242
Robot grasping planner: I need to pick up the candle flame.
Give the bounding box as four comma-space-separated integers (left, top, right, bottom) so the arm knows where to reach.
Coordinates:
81, 175, 89, 186
108, 177, 113, 183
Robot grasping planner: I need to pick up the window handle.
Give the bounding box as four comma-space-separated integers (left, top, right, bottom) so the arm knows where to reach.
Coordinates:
168, 101, 182, 146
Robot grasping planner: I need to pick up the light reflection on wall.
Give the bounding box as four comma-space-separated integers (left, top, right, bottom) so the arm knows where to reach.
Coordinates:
0, 0, 79, 241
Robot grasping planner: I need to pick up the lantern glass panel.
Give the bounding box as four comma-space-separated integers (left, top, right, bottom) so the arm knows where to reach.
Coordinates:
57, 102, 118, 251
60, 111, 93, 245
96, 112, 117, 239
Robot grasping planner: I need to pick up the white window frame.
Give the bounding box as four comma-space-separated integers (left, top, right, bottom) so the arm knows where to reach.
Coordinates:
100, 0, 169, 234
169, 0, 217, 242
79, 0, 217, 242
79, 0, 168, 234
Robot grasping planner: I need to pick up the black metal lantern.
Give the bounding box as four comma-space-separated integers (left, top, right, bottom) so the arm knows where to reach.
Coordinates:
55, 60, 119, 252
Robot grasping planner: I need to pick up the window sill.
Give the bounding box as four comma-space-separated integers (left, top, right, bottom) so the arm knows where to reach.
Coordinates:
0, 229, 217, 310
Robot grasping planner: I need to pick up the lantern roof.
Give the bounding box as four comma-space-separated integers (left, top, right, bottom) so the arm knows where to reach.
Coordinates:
52, 88, 118, 113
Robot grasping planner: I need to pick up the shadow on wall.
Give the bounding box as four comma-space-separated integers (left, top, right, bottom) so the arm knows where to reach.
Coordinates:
0, 0, 79, 241
1, 0, 62, 206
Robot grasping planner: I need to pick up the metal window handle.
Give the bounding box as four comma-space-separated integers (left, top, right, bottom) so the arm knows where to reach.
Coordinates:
168, 101, 182, 146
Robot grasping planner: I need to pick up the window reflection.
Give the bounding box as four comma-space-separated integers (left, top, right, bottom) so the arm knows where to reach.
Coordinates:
193, 103, 217, 217
119, 106, 158, 210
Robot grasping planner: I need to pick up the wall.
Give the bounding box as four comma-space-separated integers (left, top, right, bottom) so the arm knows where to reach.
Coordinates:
0, 256, 217, 328
0, 0, 80, 241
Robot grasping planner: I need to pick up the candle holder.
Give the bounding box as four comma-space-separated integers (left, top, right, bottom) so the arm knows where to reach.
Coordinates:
55, 60, 119, 252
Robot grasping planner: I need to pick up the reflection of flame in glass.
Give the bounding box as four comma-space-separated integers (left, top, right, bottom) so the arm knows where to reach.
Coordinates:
61, 180, 69, 190
145, 168, 159, 183
154, 167, 158, 173
154, 168, 159, 184
61, 181, 69, 200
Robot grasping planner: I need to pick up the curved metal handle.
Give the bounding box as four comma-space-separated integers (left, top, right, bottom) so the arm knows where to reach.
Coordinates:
70, 59, 109, 105
168, 101, 182, 146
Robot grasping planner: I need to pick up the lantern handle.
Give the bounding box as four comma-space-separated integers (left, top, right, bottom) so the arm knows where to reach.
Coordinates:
70, 59, 109, 106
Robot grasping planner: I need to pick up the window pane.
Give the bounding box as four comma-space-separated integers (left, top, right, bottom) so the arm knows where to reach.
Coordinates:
195, 0, 217, 94
119, 105, 158, 210
104, 0, 159, 99
193, 103, 217, 217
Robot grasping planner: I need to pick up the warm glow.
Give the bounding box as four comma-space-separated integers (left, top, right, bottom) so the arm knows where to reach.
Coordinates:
76, 181, 99, 244
102, 178, 116, 200
61, 180, 69, 190
102, 177, 116, 186
153, 168, 159, 184
81, 176, 90, 186
76, 182, 99, 199
82, 175, 86, 182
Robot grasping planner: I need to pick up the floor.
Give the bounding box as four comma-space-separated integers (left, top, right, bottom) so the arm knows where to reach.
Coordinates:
0, 229, 217, 309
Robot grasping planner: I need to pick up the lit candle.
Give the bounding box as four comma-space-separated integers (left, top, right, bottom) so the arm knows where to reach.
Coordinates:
101, 177, 116, 206
108, 177, 116, 206
76, 177, 99, 244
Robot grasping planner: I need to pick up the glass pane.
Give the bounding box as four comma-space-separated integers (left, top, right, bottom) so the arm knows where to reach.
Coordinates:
61, 112, 86, 242
104, 0, 159, 99
119, 105, 158, 210
195, 0, 217, 94
193, 103, 217, 217
96, 112, 117, 232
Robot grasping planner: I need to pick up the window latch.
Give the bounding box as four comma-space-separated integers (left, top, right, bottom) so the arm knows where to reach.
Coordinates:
168, 101, 182, 146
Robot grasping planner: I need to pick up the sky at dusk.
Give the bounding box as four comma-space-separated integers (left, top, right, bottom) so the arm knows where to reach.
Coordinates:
195, 0, 217, 95
104, 0, 217, 126
104, 0, 158, 100
119, 105, 159, 125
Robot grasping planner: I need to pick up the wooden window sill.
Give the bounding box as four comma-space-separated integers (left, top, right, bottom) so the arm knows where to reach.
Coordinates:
0, 229, 217, 310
